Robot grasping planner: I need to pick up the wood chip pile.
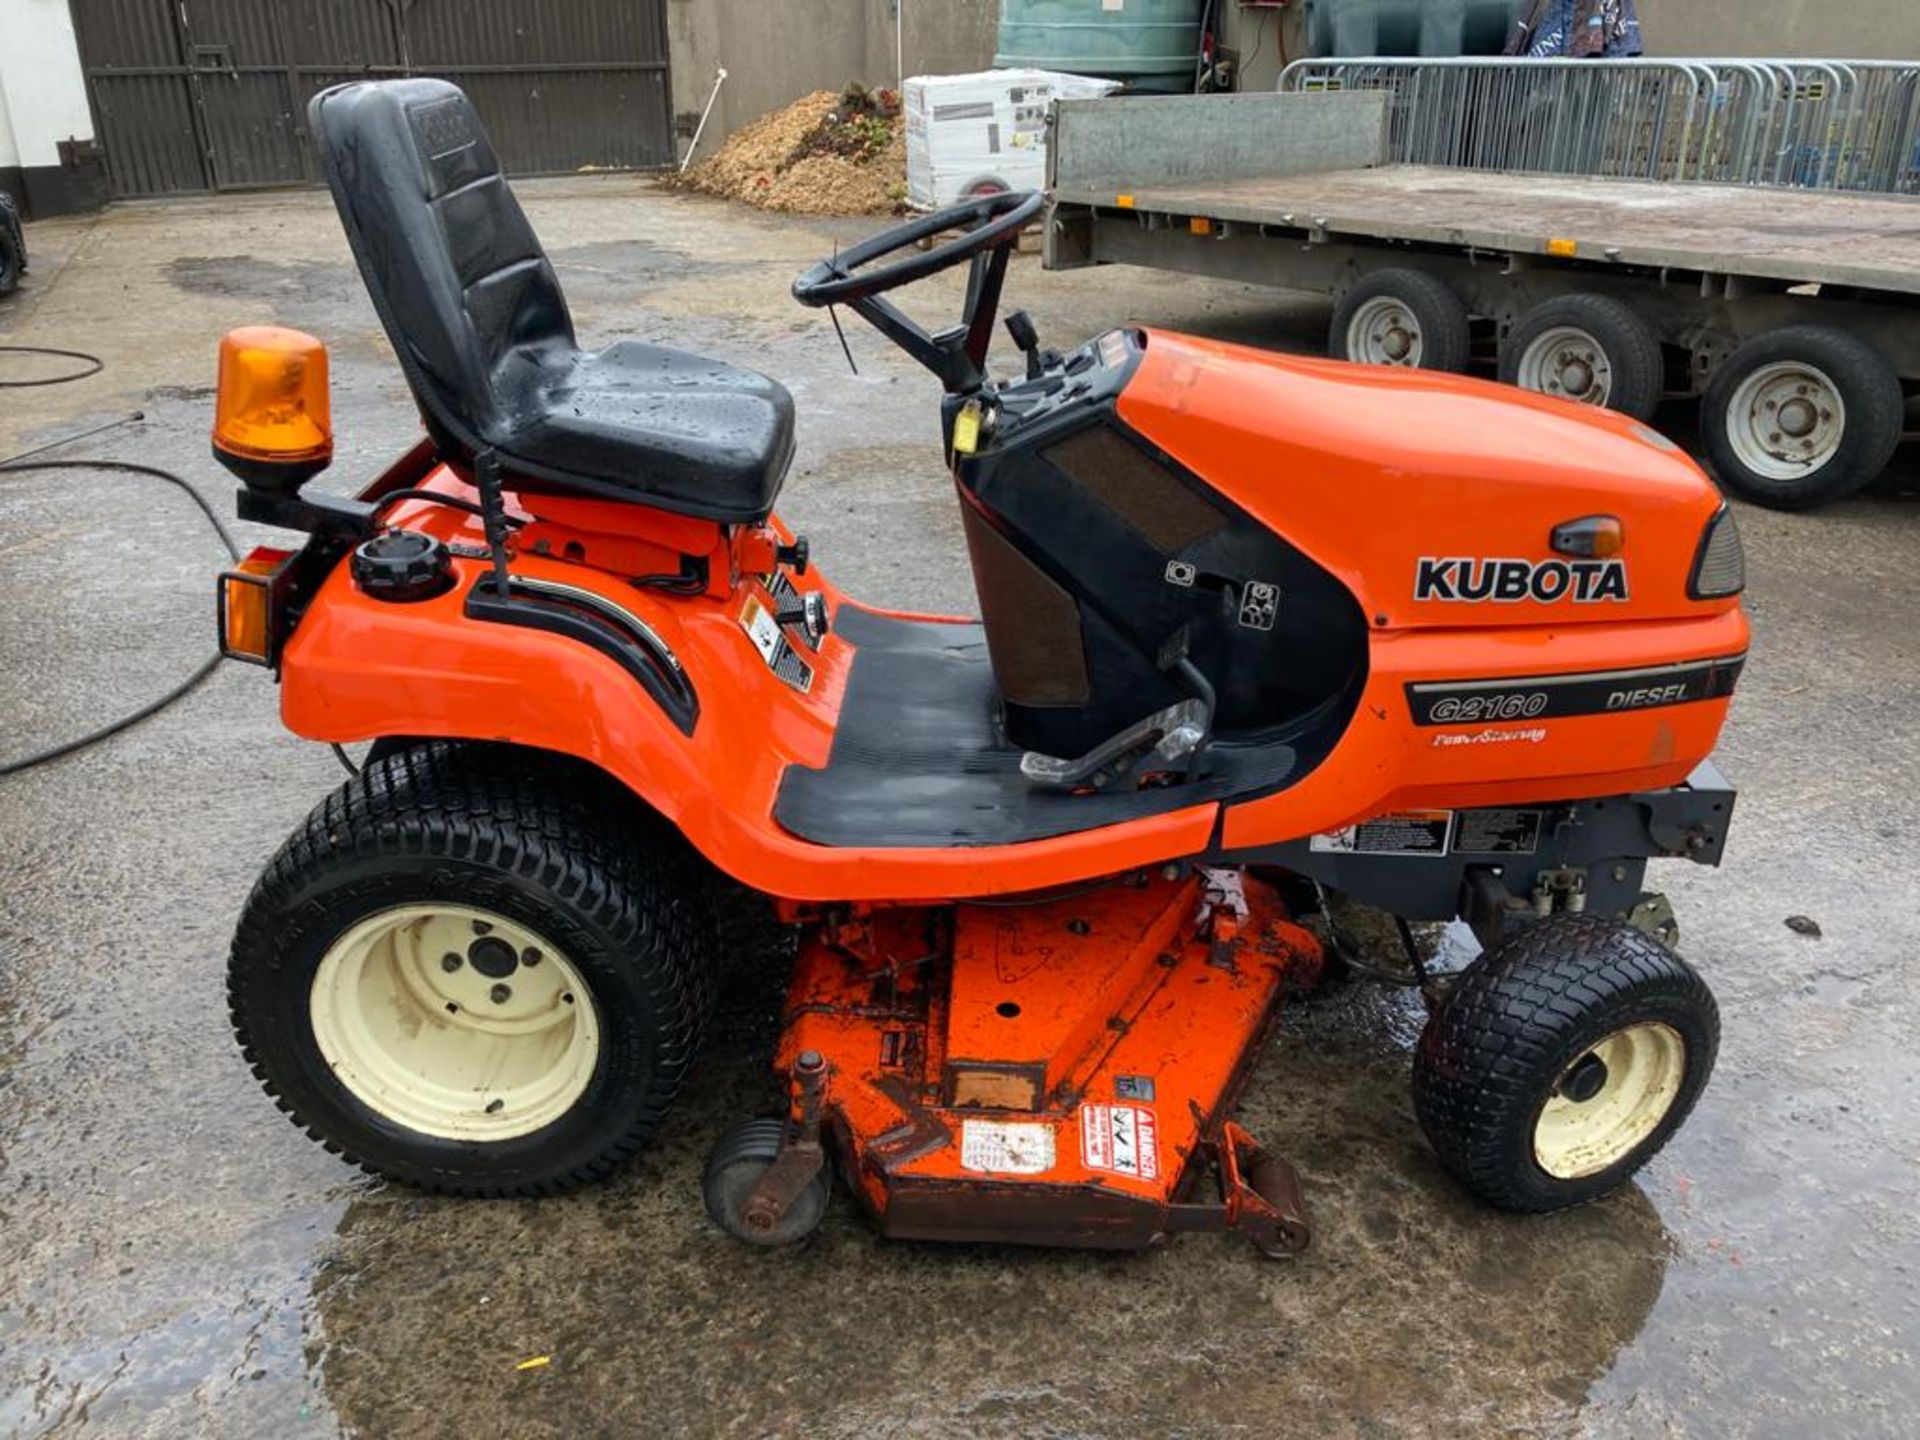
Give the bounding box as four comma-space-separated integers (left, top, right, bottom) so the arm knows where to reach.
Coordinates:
678, 88, 906, 217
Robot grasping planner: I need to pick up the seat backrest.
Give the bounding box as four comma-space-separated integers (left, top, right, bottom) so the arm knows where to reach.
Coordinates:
308, 78, 572, 458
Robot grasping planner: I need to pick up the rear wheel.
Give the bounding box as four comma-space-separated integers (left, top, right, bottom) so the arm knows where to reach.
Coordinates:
1330, 269, 1472, 373
229, 741, 718, 1195
1500, 294, 1663, 419
1701, 326, 1903, 510
1412, 915, 1718, 1212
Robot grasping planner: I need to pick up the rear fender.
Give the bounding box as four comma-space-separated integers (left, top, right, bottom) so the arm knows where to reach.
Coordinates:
277, 555, 815, 835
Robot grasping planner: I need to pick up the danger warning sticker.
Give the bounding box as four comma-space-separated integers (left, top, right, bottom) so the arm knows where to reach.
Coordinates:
1081, 1104, 1159, 1181
960, 1119, 1055, 1175
1309, 810, 1453, 857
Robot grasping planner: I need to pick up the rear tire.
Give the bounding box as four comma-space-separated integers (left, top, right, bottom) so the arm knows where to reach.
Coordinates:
1499, 294, 1664, 420
1412, 915, 1718, 1213
1701, 326, 1903, 510
228, 741, 718, 1196
1330, 268, 1472, 373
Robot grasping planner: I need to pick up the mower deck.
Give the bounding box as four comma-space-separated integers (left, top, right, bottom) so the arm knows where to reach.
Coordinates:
774, 607, 1298, 847
765, 869, 1325, 1253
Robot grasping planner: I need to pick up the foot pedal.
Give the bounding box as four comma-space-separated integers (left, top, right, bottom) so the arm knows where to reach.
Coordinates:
1020, 698, 1209, 791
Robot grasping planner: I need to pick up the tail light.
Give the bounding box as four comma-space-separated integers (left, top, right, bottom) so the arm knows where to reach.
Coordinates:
1688, 505, 1745, 599
218, 546, 297, 665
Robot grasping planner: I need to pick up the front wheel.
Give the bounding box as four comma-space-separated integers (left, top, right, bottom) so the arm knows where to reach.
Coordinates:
1412, 915, 1718, 1213
228, 741, 718, 1196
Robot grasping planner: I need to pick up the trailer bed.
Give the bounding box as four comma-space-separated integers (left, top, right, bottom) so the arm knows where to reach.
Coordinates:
1054, 165, 1920, 296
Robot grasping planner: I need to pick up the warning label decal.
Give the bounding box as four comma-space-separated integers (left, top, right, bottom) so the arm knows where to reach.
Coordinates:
960, 1119, 1055, 1175
1081, 1104, 1159, 1181
1309, 810, 1453, 857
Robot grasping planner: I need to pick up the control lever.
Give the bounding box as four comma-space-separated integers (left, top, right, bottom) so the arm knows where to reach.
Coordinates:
775, 590, 830, 645
1004, 309, 1046, 380
776, 533, 810, 575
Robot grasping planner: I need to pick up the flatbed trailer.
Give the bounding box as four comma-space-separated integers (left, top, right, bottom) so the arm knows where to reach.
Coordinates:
1045, 91, 1920, 510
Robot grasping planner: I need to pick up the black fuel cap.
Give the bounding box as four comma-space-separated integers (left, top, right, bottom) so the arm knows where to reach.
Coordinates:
351, 529, 454, 602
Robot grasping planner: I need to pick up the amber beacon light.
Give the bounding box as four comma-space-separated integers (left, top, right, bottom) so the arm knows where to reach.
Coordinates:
212, 326, 334, 491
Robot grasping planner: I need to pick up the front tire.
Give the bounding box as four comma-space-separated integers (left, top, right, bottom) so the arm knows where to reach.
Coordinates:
229, 741, 717, 1196
1412, 915, 1718, 1213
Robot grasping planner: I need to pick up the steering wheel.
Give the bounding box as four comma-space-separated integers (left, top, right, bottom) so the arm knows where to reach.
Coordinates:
791, 191, 1045, 394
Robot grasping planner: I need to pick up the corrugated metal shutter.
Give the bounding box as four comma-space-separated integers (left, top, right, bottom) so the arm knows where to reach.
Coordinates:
71, 0, 675, 199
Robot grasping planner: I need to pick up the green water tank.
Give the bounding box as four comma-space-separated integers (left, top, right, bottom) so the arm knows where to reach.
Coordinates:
1305, 0, 1526, 58
994, 0, 1207, 94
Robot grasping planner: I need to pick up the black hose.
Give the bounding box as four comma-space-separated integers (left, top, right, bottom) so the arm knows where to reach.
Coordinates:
0, 346, 106, 387
0, 456, 241, 777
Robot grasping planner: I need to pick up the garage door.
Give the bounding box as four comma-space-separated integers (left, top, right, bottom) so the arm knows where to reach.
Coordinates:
71, 0, 675, 198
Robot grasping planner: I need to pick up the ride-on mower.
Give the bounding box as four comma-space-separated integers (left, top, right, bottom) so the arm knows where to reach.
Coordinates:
218, 80, 1747, 1256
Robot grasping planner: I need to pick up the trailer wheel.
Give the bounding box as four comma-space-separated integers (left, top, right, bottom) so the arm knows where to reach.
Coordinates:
1412, 915, 1717, 1213
1330, 269, 1471, 373
1701, 326, 1903, 510
229, 741, 718, 1196
1500, 294, 1663, 420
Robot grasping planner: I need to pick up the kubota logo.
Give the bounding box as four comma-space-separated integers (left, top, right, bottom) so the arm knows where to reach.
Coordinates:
1415, 557, 1629, 604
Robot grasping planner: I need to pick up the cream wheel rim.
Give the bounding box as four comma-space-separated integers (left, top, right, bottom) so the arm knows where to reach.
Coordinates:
1533, 1022, 1687, 1180
310, 904, 600, 1141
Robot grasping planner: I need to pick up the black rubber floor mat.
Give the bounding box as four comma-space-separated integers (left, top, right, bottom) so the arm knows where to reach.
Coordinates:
773, 606, 1296, 848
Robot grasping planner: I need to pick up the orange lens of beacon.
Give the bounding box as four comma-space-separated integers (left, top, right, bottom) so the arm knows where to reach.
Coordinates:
212, 326, 333, 464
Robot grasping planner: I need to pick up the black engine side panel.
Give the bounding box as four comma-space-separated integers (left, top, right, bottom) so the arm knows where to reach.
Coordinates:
952, 330, 1369, 774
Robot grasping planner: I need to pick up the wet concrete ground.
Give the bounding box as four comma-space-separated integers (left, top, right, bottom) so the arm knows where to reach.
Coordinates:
1, 179, 1916, 1438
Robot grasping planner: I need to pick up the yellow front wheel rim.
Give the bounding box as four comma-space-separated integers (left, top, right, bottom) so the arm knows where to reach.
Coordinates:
1533, 1021, 1687, 1180
309, 904, 601, 1142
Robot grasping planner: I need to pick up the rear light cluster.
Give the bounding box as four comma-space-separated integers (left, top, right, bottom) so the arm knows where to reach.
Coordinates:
218, 546, 297, 665
1688, 505, 1745, 599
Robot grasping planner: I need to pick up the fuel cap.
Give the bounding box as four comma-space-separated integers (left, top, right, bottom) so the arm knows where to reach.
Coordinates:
351, 529, 454, 602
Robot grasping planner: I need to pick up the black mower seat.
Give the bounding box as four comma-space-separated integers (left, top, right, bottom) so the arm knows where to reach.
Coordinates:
309, 78, 794, 524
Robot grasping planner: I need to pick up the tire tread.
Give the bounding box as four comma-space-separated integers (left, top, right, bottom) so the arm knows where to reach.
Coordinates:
228, 740, 718, 1197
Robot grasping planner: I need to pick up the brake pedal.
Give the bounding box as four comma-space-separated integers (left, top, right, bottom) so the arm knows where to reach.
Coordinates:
1020, 698, 1209, 791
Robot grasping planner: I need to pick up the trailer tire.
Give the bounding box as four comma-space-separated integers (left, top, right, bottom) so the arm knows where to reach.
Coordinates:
229, 740, 719, 1196
1701, 326, 1903, 511
1412, 915, 1717, 1213
1499, 294, 1663, 420
1330, 269, 1472, 373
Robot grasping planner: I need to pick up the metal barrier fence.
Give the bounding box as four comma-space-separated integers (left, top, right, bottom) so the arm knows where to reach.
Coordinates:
1277, 57, 1920, 195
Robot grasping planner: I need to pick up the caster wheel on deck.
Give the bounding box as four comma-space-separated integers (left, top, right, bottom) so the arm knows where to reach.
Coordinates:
704, 1118, 831, 1247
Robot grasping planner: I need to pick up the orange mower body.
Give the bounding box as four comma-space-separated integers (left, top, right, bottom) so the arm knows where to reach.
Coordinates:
217, 78, 1747, 1258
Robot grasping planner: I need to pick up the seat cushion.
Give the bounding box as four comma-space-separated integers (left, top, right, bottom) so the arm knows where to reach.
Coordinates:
500, 341, 796, 522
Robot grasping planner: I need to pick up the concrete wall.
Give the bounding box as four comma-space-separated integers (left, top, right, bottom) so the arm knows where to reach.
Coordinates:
1634, 0, 1919, 59
670, 0, 1003, 160
0, 0, 104, 216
